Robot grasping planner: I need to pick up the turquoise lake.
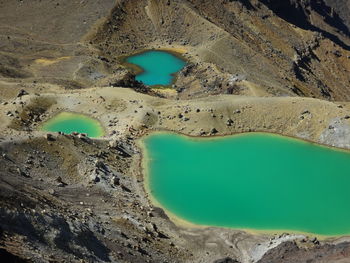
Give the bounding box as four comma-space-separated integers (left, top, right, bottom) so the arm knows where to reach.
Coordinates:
41, 112, 104, 137
126, 50, 186, 86
143, 132, 350, 236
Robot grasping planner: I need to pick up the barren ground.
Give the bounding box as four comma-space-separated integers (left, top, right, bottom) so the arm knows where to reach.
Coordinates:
2, 1, 350, 262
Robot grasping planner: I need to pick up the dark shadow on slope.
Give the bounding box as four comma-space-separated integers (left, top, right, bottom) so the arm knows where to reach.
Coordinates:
0, 208, 111, 262
0, 249, 29, 263
52, 217, 111, 262
229, 0, 256, 10
259, 0, 350, 51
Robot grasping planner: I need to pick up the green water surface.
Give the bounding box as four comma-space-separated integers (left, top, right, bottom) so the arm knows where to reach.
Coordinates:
126, 50, 186, 86
143, 132, 350, 236
41, 112, 104, 137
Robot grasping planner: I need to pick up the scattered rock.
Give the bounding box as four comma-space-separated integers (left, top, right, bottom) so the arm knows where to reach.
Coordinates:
17, 168, 29, 178
226, 118, 234, 126
91, 175, 100, 183
210, 128, 218, 134
78, 134, 91, 143
311, 237, 320, 245
111, 175, 120, 186
108, 140, 118, 148
95, 160, 108, 171
121, 184, 131, 193
214, 257, 240, 263
333, 50, 342, 57
116, 142, 135, 157
45, 133, 55, 141
147, 211, 154, 217
198, 129, 206, 136
55, 176, 67, 187
17, 89, 28, 98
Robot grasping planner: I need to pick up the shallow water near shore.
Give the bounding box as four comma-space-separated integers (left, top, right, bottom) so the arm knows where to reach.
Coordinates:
143, 132, 350, 236
126, 50, 186, 86
41, 112, 104, 137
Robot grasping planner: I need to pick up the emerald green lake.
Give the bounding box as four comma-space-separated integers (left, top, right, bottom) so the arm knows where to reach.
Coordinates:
143, 132, 350, 236
126, 50, 186, 86
41, 112, 104, 137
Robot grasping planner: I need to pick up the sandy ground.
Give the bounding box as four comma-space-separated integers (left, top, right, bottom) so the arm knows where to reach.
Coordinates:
3, 86, 350, 148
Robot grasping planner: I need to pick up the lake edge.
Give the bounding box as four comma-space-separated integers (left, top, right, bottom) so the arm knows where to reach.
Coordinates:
139, 130, 350, 239
41, 111, 105, 138
119, 48, 187, 88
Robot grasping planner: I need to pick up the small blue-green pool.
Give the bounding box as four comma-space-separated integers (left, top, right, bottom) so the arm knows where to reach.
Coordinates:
125, 50, 186, 86
143, 132, 350, 236
41, 112, 104, 137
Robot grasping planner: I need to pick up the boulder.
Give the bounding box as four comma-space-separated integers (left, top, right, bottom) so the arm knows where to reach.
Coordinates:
17, 89, 28, 97
226, 118, 234, 126
111, 175, 120, 186
45, 133, 55, 141
94, 160, 108, 171
210, 128, 218, 134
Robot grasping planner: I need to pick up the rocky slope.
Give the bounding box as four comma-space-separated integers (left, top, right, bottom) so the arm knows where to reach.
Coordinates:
2, 87, 350, 263
90, 0, 350, 100
2, 0, 350, 263
325, 0, 350, 31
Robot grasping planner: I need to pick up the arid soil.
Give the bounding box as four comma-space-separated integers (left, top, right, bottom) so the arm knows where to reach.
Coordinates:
2, 1, 350, 263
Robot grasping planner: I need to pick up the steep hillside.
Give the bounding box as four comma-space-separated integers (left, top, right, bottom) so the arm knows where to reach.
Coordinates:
324, 0, 350, 31
90, 0, 350, 100
1, 0, 350, 100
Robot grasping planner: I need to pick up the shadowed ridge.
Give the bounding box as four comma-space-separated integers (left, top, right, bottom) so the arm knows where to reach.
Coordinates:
0, 248, 28, 263
225, 0, 256, 11
324, 0, 350, 30
259, 0, 350, 51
